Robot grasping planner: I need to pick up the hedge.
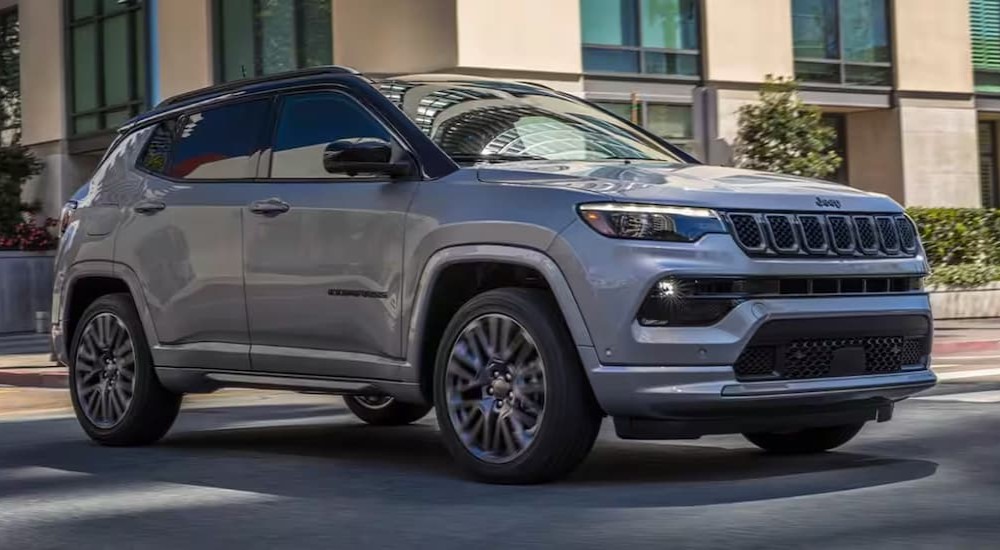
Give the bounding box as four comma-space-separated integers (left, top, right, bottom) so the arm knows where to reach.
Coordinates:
907, 207, 1000, 287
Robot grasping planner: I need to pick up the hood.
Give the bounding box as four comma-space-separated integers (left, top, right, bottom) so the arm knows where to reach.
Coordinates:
477, 161, 901, 213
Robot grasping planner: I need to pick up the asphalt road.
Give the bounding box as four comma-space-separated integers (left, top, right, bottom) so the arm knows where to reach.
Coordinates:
0, 371, 999, 549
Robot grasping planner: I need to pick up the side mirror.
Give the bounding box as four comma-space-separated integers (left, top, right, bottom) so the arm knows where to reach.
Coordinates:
323, 138, 414, 178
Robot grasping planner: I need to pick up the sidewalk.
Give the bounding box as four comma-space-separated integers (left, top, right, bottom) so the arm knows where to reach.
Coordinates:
3, 320, 1000, 389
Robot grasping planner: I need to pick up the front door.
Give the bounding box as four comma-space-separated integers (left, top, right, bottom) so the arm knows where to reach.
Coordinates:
243, 90, 418, 379
114, 98, 274, 371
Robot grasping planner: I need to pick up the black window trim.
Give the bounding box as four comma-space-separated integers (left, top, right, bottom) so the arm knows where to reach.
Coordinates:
581, 0, 703, 80
133, 92, 278, 184
792, 0, 896, 89
259, 85, 426, 183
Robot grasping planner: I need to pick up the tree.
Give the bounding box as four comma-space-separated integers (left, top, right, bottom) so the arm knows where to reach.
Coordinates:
0, 142, 42, 245
734, 76, 842, 180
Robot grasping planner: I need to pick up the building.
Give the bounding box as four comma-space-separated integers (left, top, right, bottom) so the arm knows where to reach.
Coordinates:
0, 0, 996, 215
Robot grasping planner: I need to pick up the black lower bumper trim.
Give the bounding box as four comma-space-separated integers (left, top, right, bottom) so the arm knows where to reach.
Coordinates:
614, 399, 894, 440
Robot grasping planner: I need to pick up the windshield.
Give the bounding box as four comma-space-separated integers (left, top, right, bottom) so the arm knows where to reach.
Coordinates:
375, 78, 688, 164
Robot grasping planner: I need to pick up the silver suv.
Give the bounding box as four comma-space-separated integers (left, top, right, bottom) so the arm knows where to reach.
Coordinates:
53, 68, 936, 484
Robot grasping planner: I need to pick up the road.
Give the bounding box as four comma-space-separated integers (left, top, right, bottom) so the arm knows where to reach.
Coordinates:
1, 359, 999, 549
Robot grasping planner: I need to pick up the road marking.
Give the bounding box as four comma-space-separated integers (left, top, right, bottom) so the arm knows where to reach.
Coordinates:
934, 367, 1000, 380
916, 390, 1000, 403
0, 476, 283, 529
934, 354, 1000, 361
0, 466, 87, 482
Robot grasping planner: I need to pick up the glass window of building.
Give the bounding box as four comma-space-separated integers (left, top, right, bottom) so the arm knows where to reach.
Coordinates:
820, 113, 848, 184
792, 0, 892, 87
215, 0, 332, 83
0, 8, 20, 144
972, 0, 1000, 93
581, 0, 700, 77
980, 121, 999, 207
67, 0, 147, 135
594, 100, 695, 153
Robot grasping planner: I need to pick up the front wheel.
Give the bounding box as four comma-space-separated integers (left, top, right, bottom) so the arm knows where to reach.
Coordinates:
343, 395, 431, 426
743, 423, 865, 454
434, 288, 602, 484
69, 294, 181, 446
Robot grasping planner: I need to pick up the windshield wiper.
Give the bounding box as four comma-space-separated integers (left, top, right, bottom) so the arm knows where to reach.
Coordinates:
449, 153, 547, 164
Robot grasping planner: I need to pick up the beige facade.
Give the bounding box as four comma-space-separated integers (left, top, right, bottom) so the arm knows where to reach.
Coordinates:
4, 0, 993, 213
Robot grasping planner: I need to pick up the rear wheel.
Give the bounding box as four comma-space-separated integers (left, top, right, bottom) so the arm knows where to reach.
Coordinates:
743, 423, 865, 454
343, 395, 431, 426
434, 288, 602, 484
69, 294, 181, 446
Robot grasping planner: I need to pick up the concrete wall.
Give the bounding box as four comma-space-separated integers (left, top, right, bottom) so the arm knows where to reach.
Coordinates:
705, 88, 758, 165
334, 0, 457, 74
157, 0, 213, 99
454, 0, 581, 75
0, 252, 55, 334
898, 98, 980, 207
702, 0, 793, 83
19, 0, 65, 147
893, 0, 973, 94
847, 109, 904, 200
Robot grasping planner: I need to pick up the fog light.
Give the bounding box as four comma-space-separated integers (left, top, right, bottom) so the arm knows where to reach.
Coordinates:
638, 278, 739, 327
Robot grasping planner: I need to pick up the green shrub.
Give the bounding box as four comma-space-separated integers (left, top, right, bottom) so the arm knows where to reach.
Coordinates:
908, 207, 1000, 287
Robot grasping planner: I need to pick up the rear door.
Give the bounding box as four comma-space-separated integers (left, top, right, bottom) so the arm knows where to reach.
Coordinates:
243, 89, 419, 379
114, 98, 273, 370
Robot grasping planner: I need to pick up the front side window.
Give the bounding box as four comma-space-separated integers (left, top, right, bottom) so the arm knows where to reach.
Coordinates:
792, 0, 892, 86
581, 0, 700, 77
215, 0, 332, 83
0, 8, 20, 144
972, 0, 1000, 93
139, 99, 272, 180
378, 79, 687, 163
67, 0, 147, 135
271, 92, 394, 179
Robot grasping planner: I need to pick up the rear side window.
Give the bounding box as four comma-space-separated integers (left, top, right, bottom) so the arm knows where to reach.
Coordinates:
271, 92, 394, 179
138, 99, 271, 180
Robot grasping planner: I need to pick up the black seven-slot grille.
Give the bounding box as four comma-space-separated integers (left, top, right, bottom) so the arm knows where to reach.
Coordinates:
733, 316, 931, 382
726, 212, 918, 257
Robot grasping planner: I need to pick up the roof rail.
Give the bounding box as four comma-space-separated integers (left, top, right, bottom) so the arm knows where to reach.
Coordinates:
156, 65, 361, 108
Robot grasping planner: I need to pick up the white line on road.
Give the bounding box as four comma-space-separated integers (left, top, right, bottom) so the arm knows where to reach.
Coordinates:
934, 367, 1000, 380
933, 354, 1000, 361
916, 390, 1000, 403
0, 473, 283, 530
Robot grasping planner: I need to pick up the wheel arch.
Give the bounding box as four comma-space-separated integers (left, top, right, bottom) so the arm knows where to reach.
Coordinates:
405, 245, 594, 402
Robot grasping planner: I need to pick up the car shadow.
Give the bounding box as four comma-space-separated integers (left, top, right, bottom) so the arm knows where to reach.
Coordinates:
1, 406, 940, 509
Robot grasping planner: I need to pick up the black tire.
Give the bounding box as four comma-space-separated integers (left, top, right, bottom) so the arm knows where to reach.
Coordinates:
433, 288, 602, 484
69, 293, 181, 446
343, 395, 432, 426
743, 423, 865, 454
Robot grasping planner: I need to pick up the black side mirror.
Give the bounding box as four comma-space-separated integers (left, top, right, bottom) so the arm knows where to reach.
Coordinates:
323, 138, 414, 178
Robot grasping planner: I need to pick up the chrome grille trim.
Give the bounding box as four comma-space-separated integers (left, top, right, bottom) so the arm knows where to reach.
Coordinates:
725, 211, 919, 258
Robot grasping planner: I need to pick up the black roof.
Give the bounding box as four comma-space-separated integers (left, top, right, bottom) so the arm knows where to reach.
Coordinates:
119, 65, 362, 132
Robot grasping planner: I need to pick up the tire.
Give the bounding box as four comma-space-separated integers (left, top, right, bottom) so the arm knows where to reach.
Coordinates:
743, 423, 865, 454
433, 288, 602, 484
69, 293, 181, 446
344, 395, 432, 426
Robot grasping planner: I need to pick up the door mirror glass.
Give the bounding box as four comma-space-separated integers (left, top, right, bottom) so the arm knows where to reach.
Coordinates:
323, 138, 412, 177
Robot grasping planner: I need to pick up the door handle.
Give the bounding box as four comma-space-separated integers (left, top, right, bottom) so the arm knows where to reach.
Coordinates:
133, 201, 166, 214
249, 198, 291, 216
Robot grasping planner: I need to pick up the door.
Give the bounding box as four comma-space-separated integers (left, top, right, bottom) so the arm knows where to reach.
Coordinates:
243, 90, 419, 378
114, 98, 274, 371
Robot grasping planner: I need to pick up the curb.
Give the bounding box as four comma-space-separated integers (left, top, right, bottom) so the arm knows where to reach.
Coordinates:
934, 339, 1000, 355
0, 369, 68, 389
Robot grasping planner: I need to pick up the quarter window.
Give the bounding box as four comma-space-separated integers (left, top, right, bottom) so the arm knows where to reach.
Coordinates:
215, 0, 333, 83
580, 0, 700, 77
139, 99, 272, 180
271, 92, 394, 179
792, 0, 892, 87
66, 0, 147, 135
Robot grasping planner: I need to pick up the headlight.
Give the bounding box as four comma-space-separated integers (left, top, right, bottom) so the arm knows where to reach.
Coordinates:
578, 203, 726, 242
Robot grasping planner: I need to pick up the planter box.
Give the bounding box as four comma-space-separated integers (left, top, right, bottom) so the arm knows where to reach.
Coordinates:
929, 281, 1000, 320
0, 251, 55, 334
